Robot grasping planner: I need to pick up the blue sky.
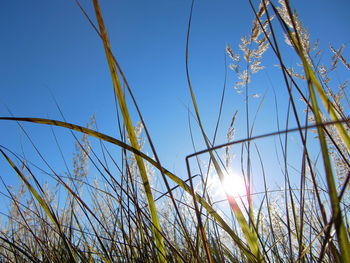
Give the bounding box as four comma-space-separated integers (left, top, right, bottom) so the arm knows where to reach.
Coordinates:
1, 1, 349, 197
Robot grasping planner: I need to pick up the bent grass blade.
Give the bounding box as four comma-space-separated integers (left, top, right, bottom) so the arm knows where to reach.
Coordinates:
0, 116, 257, 261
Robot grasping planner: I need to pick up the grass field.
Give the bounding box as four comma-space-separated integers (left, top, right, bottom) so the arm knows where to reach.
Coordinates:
0, 0, 349, 262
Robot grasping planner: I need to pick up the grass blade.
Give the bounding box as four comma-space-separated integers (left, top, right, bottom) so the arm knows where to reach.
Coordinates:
0, 116, 258, 261
274, 2, 350, 260
0, 148, 78, 263
91, 1, 167, 261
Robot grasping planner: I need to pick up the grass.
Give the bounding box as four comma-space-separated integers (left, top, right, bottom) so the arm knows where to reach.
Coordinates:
0, 0, 349, 262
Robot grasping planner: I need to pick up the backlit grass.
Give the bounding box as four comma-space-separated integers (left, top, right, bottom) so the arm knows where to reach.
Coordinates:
0, 0, 349, 262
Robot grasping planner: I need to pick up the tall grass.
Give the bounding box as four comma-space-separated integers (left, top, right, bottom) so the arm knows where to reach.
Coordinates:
0, 0, 349, 262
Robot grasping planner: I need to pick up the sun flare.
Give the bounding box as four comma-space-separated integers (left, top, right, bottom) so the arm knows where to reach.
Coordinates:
208, 169, 247, 198
221, 171, 247, 198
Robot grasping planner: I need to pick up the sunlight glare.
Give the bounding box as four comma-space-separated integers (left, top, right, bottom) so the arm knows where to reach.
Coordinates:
222, 171, 247, 198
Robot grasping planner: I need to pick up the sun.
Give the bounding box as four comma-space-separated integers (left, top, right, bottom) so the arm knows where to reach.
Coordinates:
208, 169, 247, 199
221, 170, 247, 198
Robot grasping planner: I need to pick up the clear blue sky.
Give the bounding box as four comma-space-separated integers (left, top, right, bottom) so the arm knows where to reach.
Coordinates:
1, 1, 349, 193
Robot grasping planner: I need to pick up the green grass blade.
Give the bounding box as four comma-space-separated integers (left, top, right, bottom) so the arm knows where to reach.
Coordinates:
91, 1, 167, 261
302, 58, 350, 263
286, 23, 350, 263
304, 53, 350, 151
185, 1, 262, 259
